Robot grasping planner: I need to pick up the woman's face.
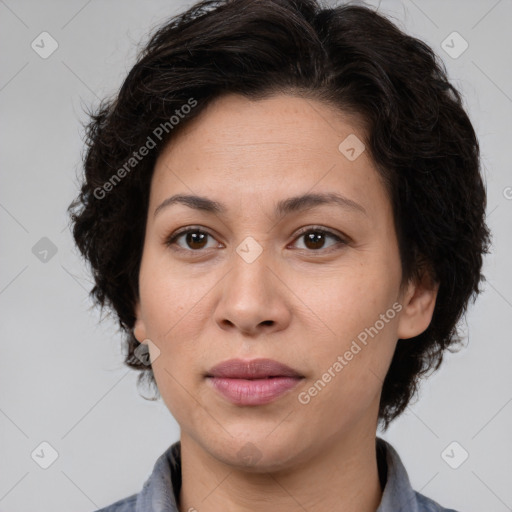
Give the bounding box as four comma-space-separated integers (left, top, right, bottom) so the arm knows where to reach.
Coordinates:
134, 93, 435, 469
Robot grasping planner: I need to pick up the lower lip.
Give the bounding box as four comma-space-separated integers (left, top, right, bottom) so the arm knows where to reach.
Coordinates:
207, 377, 303, 405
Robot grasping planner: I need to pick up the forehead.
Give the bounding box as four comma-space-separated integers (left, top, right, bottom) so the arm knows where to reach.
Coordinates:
157, 93, 367, 161
150, 93, 389, 220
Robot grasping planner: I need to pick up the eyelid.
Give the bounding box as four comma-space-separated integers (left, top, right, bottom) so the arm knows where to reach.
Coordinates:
164, 225, 221, 249
164, 225, 348, 252
293, 225, 348, 242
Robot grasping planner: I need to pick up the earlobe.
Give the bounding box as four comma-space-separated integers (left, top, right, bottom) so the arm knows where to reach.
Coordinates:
133, 301, 148, 343
397, 273, 439, 340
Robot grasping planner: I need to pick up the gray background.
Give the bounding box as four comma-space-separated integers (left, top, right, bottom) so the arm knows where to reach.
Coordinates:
1, 0, 511, 511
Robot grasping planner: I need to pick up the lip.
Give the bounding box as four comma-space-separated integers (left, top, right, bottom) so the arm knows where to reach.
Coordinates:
206, 358, 304, 406
206, 358, 303, 379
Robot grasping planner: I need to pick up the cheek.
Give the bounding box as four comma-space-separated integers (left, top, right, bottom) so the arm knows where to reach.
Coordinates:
139, 249, 202, 331
145, 299, 209, 427
296, 311, 399, 437
138, 260, 205, 396
138, 244, 223, 339
294, 256, 401, 402
300, 259, 400, 340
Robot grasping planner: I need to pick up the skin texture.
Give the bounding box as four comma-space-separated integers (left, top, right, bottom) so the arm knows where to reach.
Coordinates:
133, 93, 438, 512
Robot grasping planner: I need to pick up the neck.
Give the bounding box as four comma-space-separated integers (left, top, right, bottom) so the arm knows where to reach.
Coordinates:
178, 423, 383, 512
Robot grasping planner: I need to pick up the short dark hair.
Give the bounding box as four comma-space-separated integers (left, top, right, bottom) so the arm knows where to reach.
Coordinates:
68, 0, 491, 430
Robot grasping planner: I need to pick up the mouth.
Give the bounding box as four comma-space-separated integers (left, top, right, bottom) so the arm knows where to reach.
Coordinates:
205, 358, 304, 406
206, 375, 304, 405
206, 357, 303, 379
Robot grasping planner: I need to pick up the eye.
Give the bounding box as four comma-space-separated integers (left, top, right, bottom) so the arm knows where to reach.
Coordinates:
164, 226, 347, 254
165, 227, 221, 252
291, 227, 347, 252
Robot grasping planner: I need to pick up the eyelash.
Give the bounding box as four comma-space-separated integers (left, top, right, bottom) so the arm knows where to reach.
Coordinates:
164, 225, 347, 254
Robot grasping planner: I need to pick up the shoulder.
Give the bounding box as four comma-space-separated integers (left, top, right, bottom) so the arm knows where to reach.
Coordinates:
414, 490, 461, 512
92, 493, 138, 512
376, 437, 462, 512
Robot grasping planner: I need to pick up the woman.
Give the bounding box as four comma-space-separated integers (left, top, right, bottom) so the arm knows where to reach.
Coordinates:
68, 0, 490, 510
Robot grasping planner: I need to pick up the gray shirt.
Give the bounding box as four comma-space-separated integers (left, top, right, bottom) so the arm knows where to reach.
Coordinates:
94, 437, 459, 511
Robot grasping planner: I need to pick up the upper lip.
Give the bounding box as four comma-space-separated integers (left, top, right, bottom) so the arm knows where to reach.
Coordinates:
206, 358, 303, 379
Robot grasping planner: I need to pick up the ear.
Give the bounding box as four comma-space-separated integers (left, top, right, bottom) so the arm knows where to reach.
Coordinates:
397, 269, 439, 340
133, 300, 148, 344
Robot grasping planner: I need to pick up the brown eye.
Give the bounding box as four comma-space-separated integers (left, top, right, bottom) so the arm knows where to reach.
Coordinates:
303, 232, 328, 250
183, 231, 208, 250
292, 228, 346, 252
165, 226, 346, 254
165, 228, 218, 251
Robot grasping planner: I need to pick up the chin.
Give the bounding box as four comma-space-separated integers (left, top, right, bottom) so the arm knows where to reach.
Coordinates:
205, 433, 304, 472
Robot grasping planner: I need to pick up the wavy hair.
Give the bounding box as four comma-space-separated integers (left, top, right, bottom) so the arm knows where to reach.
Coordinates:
68, 0, 491, 430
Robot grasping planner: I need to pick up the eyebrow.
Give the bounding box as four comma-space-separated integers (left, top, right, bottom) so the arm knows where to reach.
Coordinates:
153, 192, 367, 219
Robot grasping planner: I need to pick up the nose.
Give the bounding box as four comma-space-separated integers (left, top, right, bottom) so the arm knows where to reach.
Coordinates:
213, 247, 291, 337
